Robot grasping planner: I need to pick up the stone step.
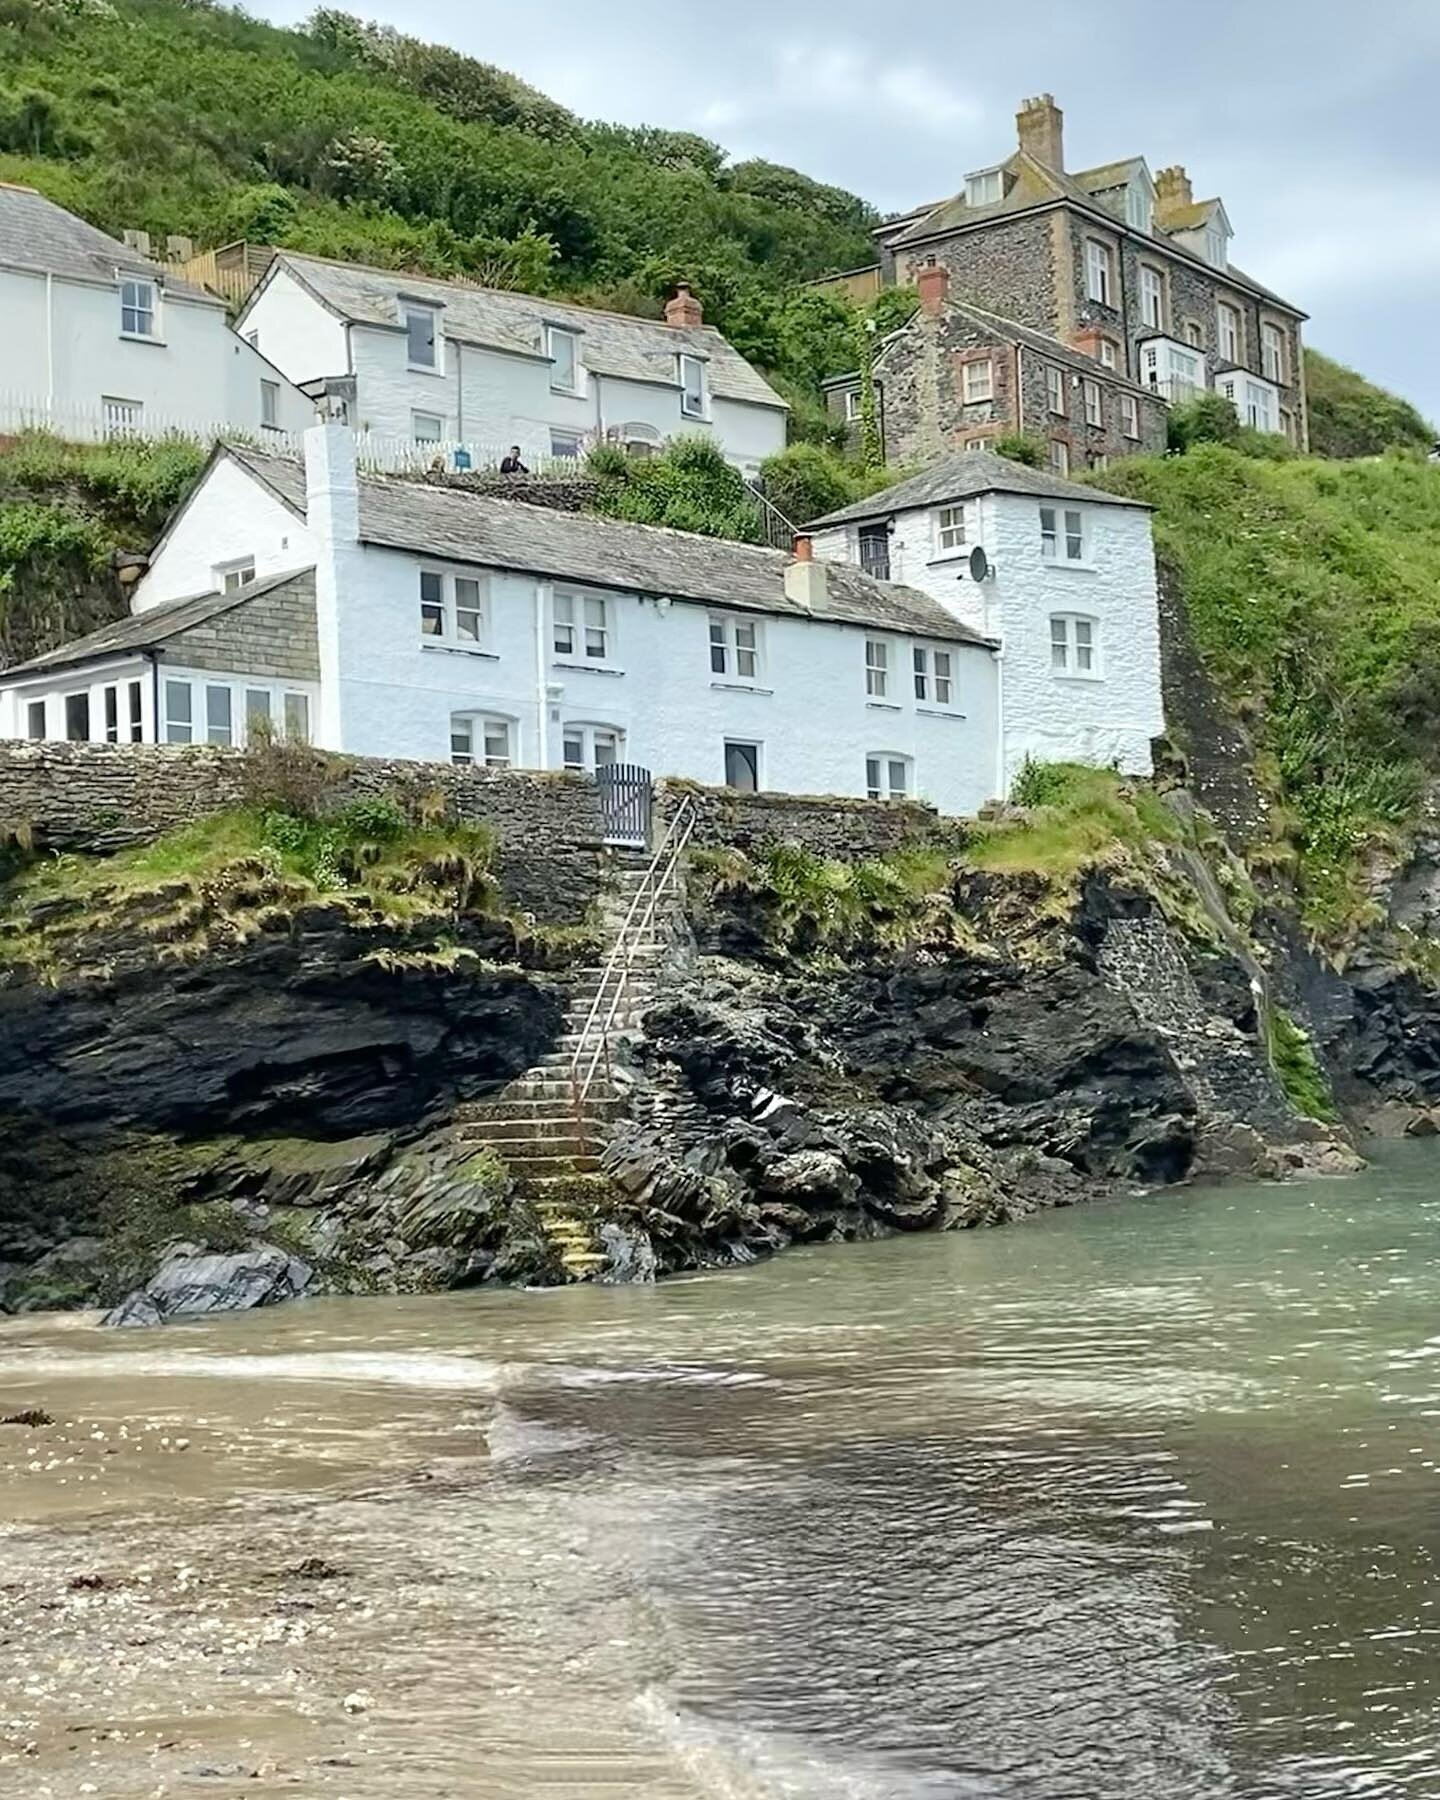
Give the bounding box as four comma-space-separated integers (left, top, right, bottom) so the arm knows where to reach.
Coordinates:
461, 1096, 623, 1122
503, 1152, 603, 1175
461, 1130, 601, 1160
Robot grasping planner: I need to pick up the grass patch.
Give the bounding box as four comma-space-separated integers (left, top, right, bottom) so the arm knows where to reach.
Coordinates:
1267, 1008, 1338, 1122
970, 763, 1179, 884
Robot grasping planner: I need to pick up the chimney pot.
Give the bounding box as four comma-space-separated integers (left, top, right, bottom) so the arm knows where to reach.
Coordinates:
664, 282, 704, 329
1015, 93, 1064, 171
916, 258, 950, 317
793, 533, 813, 561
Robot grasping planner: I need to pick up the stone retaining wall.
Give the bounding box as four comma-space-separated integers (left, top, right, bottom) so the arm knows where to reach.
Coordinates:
657, 781, 959, 860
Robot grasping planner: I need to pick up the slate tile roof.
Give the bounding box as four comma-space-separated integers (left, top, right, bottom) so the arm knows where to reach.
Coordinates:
0, 182, 214, 302
804, 450, 1149, 530
253, 252, 786, 411
229, 450, 993, 647
1, 569, 315, 677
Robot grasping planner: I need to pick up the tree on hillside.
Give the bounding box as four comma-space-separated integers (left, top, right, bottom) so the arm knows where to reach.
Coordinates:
1304, 350, 1434, 459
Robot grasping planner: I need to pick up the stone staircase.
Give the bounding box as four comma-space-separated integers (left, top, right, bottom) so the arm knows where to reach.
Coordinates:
454, 848, 688, 1279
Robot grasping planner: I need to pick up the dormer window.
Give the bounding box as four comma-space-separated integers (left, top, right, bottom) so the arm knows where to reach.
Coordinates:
120, 279, 155, 338
1204, 227, 1227, 269
1126, 184, 1153, 234
405, 304, 438, 370
547, 325, 581, 394
680, 353, 706, 417
965, 168, 1004, 207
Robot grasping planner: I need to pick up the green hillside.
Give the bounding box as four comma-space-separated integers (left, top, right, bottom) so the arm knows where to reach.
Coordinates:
1304, 350, 1435, 460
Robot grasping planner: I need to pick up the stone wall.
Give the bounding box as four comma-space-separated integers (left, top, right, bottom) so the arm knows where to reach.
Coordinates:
896, 215, 1061, 336
658, 781, 960, 860
164, 572, 320, 682
0, 742, 607, 922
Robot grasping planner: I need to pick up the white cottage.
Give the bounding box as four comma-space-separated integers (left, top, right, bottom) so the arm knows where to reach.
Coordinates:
0, 427, 1003, 815
236, 255, 788, 477
0, 184, 313, 443
806, 452, 1163, 784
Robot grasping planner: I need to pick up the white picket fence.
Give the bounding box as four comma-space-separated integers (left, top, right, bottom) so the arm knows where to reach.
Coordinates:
0, 391, 304, 457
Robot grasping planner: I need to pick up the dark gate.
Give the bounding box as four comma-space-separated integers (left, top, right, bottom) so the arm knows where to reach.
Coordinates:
596, 763, 653, 849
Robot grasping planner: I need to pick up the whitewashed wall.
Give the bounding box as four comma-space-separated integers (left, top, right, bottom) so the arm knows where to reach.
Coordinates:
238, 266, 349, 389
814, 488, 1163, 786
134, 459, 316, 612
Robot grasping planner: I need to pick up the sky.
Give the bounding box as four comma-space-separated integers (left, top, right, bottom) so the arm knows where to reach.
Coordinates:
256, 0, 1440, 424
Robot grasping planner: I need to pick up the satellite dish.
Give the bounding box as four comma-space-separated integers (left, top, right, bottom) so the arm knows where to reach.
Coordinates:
969, 544, 991, 583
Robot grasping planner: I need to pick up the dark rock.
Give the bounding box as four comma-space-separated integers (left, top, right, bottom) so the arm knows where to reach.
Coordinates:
68, 1573, 106, 1590
284, 1556, 346, 1580
598, 1219, 657, 1284
1, 1408, 54, 1427
104, 1245, 313, 1327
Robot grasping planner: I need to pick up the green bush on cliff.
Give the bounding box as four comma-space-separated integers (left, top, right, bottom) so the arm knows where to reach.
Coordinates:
980, 763, 1178, 882
1304, 349, 1434, 460
1267, 1008, 1337, 1121
586, 436, 763, 541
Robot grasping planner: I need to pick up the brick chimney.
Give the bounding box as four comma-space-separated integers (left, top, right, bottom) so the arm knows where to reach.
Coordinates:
1016, 94, 1064, 171
1154, 166, 1194, 226
916, 259, 950, 317
664, 283, 704, 329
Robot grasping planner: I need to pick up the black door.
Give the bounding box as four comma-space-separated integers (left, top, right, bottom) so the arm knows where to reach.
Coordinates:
724, 741, 760, 793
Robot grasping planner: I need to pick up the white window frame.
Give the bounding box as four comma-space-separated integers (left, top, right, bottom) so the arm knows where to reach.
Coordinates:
1083, 379, 1103, 428
553, 589, 612, 665
1140, 265, 1165, 330
119, 279, 156, 339
419, 567, 489, 649
215, 557, 255, 593
1046, 366, 1066, 416
205, 683, 233, 746
1244, 381, 1278, 433
450, 712, 513, 769
1050, 613, 1100, 678
1261, 322, 1286, 384
260, 379, 281, 429
865, 753, 912, 802
1085, 240, 1113, 306
913, 645, 955, 708
561, 721, 623, 774
723, 739, 763, 792
1205, 227, 1227, 270
709, 614, 761, 683
679, 352, 707, 418
1183, 320, 1204, 348
63, 691, 91, 742
1121, 392, 1140, 440
843, 388, 862, 422
25, 698, 46, 740
1218, 302, 1240, 363
412, 410, 444, 444
864, 638, 890, 699
1049, 439, 1070, 477
966, 168, 1003, 207
935, 504, 967, 554
547, 325, 581, 394
1126, 184, 1152, 233
1098, 339, 1118, 371
1040, 505, 1086, 562
163, 677, 193, 744
404, 304, 439, 371
549, 428, 585, 459
962, 358, 993, 404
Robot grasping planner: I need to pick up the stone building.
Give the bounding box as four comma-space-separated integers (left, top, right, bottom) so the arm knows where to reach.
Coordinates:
824, 263, 1168, 474
829, 94, 1309, 453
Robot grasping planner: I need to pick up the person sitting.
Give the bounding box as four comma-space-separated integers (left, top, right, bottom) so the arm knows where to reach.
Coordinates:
500, 446, 528, 475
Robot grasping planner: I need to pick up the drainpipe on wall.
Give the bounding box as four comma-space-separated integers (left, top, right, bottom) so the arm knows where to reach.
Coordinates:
993, 644, 1007, 802
44, 272, 54, 410
534, 580, 551, 769
147, 649, 160, 746
455, 340, 464, 443
1013, 342, 1025, 440
593, 371, 604, 442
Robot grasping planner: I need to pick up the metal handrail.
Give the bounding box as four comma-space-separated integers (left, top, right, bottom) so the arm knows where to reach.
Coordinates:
569, 796, 697, 1137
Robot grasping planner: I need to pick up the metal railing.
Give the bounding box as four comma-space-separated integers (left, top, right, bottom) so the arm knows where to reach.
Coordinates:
747, 482, 801, 553
569, 796, 697, 1144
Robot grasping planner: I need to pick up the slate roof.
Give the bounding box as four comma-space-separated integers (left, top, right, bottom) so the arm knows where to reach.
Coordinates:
0, 182, 215, 302
227, 450, 991, 647
1, 569, 315, 678
805, 450, 1149, 530
248, 253, 786, 411
1072, 157, 1149, 192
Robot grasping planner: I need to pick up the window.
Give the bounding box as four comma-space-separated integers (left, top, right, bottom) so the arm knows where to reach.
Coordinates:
962, 358, 993, 404
420, 569, 445, 637
26, 699, 46, 740
709, 615, 760, 681
283, 692, 310, 742
450, 714, 512, 768
1171, 347, 1202, 393
1121, 392, 1140, 439
103, 684, 119, 743
1262, 322, 1286, 384
1183, 320, 1203, 348
1091, 452, 1109, 471
966, 168, 1003, 207
120, 279, 155, 337
260, 379, 281, 430
1050, 613, 1099, 676
680, 353, 707, 418
1046, 366, 1066, 416
865, 754, 911, 801
1204, 227, 1227, 270
913, 647, 954, 706
1085, 240, 1113, 306
1244, 380, 1278, 434
412, 411, 444, 444
865, 638, 889, 698
246, 689, 272, 735
858, 525, 890, 580
102, 397, 143, 438
843, 388, 862, 422
936, 505, 967, 553
1218, 302, 1240, 363
1083, 379, 1102, 428
562, 724, 622, 773
245, 329, 260, 349
453, 577, 483, 643
63, 693, 89, 742
217, 558, 255, 593
1040, 506, 1085, 561
963, 435, 988, 451
1049, 439, 1070, 477
554, 591, 609, 661
419, 569, 487, 646
724, 740, 761, 792
1140, 266, 1165, 330
127, 680, 142, 742
164, 679, 192, 744
1098, 339, 1118, 371
1126, 184, 1153, 233
547, 325, 580, 393
205, 685, 233, 746
550, 429, 584, 459
405, 306, 437, 369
